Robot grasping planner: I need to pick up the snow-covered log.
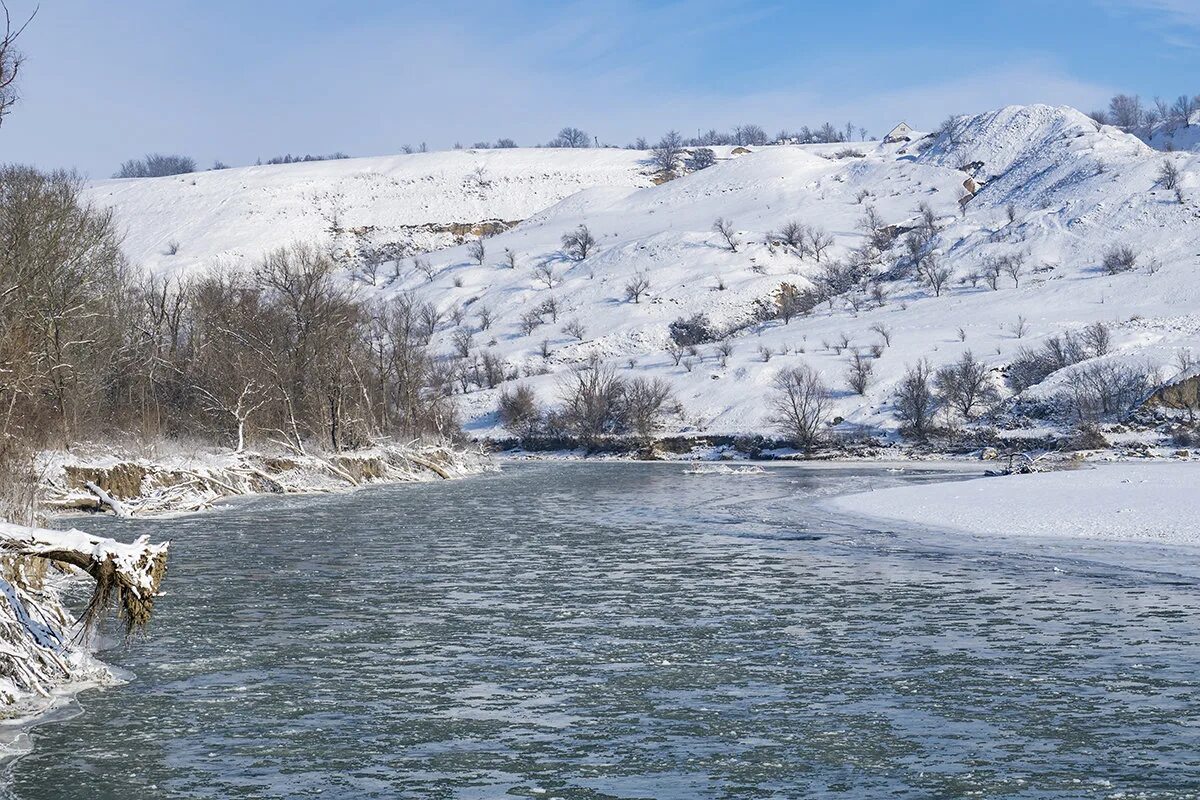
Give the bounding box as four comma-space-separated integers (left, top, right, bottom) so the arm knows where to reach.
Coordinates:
84, 480, 133, 518
0, 522, 169, 634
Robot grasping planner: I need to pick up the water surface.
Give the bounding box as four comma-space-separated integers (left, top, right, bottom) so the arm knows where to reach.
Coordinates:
6, 462, 1200, 798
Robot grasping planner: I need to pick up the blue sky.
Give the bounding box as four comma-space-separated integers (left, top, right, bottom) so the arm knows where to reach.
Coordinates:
2, 0, 1197, 175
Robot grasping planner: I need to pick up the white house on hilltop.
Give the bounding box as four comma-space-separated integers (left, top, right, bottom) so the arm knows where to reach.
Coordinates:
883, 122, 914, 143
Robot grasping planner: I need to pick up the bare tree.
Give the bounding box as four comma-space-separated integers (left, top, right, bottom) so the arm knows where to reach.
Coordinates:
561, 224, 596, 261
533, 262, 558, 289
550, 126, 590, 148
734, 123, 768, 146
538, 295, 560, 322
895, 360, 938, 437
115, 154, 197, 178
563, 318, 586, 341
770, 365, 831, 451
414, 256, 436, 282
477, 305, 493, 331
497, 384, 542, 439
713, 217, 738, 252
715, 340, 734, 367
0, 2, 35, 127
808, 226, 833, 262
918, 255, 953, 296
1159, 159, 1180, 190
869, 322, 892, 347
624, 272, 650, 303
1081, 321, 1111, 357
467, 237, 485, 265
1001, 252, 1025, 287
452, 328, 474, 359
650, 130, 685, 175
519, 310, 543, 336
1109, 94, 1144, 129
503, 248, 518, 269
845, 351, 873, 395
666, 339, 686, 366
934, 351, 998, 419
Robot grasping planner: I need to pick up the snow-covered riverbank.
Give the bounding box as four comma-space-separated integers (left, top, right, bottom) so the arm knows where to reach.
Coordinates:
834, 461, 1200, 545
39, 443, 491, 519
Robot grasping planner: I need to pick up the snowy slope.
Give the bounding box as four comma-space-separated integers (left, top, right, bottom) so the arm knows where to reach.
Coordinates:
84, 148, 659, 275
87, 106, 1200, 440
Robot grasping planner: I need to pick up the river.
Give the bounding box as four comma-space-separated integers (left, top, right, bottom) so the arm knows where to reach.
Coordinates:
5, 462, 1199, 798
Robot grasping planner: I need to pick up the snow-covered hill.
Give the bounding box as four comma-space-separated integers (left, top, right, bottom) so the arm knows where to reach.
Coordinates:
84, 148, 658, 274
87, 105, 1200, 441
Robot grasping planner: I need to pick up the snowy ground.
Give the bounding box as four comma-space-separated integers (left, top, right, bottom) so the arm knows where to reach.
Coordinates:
833, 461, 1200, 545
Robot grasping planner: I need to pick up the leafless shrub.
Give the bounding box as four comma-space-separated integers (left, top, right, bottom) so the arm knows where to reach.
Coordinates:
1061, 361, 1156, 420
563, 318, 586, 341
1008, 315, 1029, 339
498, 384, 542, 438
1102, 244, 1137, 275
869, 323, 892, 347
561, 224, 596, 261
715, 340, 734, 367
713, 217, 738, 252
669, 313, 716, 347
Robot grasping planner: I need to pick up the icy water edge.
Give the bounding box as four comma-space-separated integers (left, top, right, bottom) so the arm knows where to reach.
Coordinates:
4, 461, 1199, 798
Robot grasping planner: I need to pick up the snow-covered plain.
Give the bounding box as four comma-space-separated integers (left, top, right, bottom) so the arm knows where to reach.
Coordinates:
833, 461, 1200, 545
87, 105, 1200, 439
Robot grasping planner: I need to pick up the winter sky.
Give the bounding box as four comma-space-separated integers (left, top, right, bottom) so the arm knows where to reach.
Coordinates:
2, 0, 1197, 175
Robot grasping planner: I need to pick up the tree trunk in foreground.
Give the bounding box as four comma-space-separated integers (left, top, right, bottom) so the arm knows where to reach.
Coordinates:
0, 522, 169, 634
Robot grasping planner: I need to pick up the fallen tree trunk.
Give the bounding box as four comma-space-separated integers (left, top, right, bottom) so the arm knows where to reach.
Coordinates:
0, 522, 169, 634
84, 480, 133, 518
